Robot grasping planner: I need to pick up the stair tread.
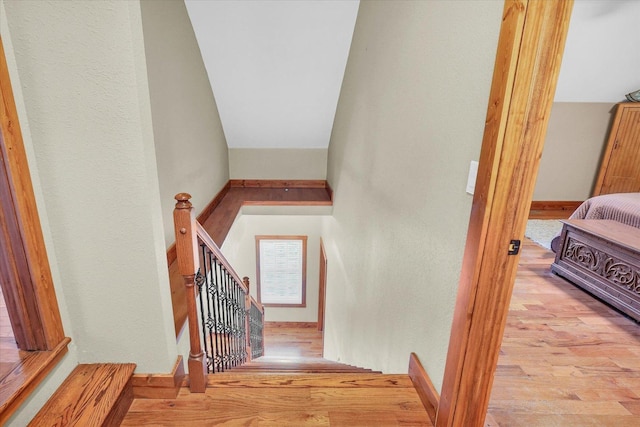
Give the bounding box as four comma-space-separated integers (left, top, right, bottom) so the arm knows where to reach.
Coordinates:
124, 372, 432, 426
207, 373, 415, 388
227, 356, 381, 374
29, 363, 136, 427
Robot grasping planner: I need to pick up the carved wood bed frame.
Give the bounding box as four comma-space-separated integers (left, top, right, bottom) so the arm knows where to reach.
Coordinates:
551, 219, 640, 322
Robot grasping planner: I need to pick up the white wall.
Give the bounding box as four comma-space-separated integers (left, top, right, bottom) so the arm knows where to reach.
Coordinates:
534, 0, 640, 201
222, 214, 323, 322
229, 148, 327, 180
555, 0, 640, 103
185, 0, 359, 149
140, 0, 229, 247
1, 4, 80, 424
2, 2, 177, 416
325, 0, 502, 391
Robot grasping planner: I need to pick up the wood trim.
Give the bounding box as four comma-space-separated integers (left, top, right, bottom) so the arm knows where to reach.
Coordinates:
325, 181, 334, 202
173, 194, 207, 393
408, 353, 439, 425
132, 356, 185, 399
166, 182, 231, 266
0, 337, 71, 425
29, 363, 136, 427
264, 321, 318, 328
255, 235, 307, 307
318, 239, 327, 332
437, 1, 573, 426
230, 179, 328, 189
196, 181, 231, 224
529, 200, 582, 219
0, 36, 64, 350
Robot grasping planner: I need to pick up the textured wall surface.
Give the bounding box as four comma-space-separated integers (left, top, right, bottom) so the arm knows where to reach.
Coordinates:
229, 148, 327, 180
140, 0, 229, 247
222, 214, 323, 322
324, 0, 502, 391
3, 0, 176, 389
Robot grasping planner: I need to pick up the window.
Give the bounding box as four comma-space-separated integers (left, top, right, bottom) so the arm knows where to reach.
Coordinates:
255, 235, 307, 307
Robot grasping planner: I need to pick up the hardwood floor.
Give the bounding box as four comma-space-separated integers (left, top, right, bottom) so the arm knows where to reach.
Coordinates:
486, 239, 640, 426
128, 239, 640, 425
122, 322, 431, 426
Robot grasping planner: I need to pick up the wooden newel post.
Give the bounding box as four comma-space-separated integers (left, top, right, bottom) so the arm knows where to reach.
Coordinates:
173, 193, 207, 393
243, 276, 252, 361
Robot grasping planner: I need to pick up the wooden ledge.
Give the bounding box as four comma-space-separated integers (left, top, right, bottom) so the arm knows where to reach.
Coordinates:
408, 353, 439, 425
0, 337, 71, 426
29, 362, 136, 427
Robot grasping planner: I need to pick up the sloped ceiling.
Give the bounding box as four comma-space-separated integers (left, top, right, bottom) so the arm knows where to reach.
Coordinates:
555, 0, 640, 102
185, 0, 359, 149
185, 0, 639, 151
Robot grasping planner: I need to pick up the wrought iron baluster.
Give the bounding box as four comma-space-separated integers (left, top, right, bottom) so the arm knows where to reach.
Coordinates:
202, 244, 215, 372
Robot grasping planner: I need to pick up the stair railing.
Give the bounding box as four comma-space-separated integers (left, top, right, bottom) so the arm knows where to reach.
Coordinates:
173, 193, 265, 392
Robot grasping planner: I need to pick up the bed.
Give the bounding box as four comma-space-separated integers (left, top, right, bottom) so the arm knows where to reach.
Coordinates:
550, 192, 640, 322
550, 192, 640, 253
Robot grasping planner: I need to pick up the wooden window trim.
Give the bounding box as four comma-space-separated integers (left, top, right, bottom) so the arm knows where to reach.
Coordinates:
0, 35, 68, 422
255, 235, 307, 307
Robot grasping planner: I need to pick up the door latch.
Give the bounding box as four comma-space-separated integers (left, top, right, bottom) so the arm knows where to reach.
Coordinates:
508, 239, 521, 255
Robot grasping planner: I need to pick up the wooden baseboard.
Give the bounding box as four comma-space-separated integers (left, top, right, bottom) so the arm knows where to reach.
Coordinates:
408, 353, 439, 425
230, 179, 328, 189
529, 200, 582, 219
264, 321, 318, 328
166, 182, 231, 266
132, 356, 185, 399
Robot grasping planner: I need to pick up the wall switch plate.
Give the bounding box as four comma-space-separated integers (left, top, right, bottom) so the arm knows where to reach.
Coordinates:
466, 160, 478, 195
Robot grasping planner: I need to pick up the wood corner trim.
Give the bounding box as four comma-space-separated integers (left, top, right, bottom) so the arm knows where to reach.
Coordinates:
408, 352, 439, 425
131, 356, 185, 399
0, 337, 71, 425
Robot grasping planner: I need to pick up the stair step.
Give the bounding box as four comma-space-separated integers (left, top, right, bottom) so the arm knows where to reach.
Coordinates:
123, 372, 433, 426
207, 373, 414, 388
29, 363, 136, 427
227, 356, 381, 374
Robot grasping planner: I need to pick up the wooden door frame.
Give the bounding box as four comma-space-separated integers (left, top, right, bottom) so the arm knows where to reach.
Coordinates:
318, 238, 327, 333
437, 1, 573, 425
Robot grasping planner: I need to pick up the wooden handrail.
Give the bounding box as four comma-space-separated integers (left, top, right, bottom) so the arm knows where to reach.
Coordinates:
173, 193, 207, 392
195, 222, 247, 293
174, 193, 265, 381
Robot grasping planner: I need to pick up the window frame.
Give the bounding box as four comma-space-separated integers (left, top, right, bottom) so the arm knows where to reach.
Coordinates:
255, 235, 307, 307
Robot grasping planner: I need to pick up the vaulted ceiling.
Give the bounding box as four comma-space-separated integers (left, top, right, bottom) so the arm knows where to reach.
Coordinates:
185, 0, 359, 149
185, 0, 640, 150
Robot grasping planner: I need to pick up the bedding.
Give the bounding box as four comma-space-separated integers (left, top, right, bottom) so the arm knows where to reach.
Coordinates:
550, 192, 640, 252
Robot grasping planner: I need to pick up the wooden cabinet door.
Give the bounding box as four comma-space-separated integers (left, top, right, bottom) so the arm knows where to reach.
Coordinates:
593, 103, 640, 196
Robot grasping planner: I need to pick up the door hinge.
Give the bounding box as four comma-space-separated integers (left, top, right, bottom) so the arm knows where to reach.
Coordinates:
508, 239, 521, 255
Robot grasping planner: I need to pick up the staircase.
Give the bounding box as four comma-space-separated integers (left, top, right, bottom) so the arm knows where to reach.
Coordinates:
228, 355, 380, 374
122, 357, 434, 426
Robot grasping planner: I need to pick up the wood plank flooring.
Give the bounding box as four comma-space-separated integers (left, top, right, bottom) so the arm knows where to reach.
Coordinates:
123, 322, 431, 426
486, 239, 640, 426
